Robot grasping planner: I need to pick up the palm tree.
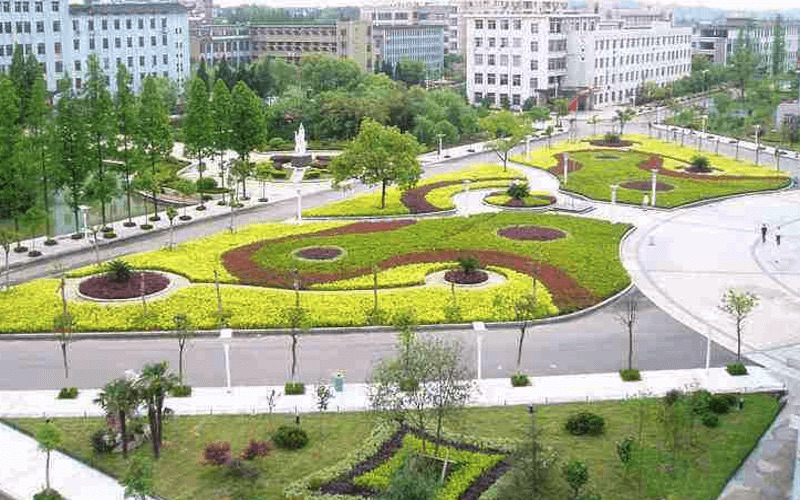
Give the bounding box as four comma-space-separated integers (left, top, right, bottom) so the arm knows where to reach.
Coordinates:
136, 362, 179, 459
615, 108, 636, 136
95, 377, 140, 457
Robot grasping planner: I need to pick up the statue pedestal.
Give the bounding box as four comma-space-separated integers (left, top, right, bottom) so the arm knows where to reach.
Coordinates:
292, 154, 312, 168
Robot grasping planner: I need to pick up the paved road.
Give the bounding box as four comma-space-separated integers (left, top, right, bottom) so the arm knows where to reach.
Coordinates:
0, 289, 736, 390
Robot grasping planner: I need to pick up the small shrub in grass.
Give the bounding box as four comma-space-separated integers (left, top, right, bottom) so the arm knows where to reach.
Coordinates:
709, 395, 733, 414
90, 429, 117, 453
565, 412, 605, 436
240, 440, 273, 460
689, 390, 712, 414
273, 425, 309, 450
170, 385, 192, 397
44, 239, 58, 246
511, 372, 530, 387
139, 224, 153, 230
225, 459, 260, 480
102, 232, 117, 239
507, 181, 531, 200
399, 378, 419, 392
619, 369, 641, 381
33, 489, 64, 500
727, 363, 748, 376
204, 441, 232, 465
284, 381, 305, 395
57, 387, 78, 399
701, 412, 720, 428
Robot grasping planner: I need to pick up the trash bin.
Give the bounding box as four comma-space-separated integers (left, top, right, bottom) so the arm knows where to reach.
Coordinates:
333, 372, 345, 392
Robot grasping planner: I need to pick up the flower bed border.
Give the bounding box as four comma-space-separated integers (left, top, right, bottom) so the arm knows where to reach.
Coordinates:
497, 225, 567, 242
292, 246, 346, 262
78, 272, 170, 300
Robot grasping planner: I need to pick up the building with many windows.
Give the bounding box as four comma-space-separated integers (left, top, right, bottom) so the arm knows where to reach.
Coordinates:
372, 24, 445, 77
248, 19, 373, 71
361, 1, 461, 54
465, 0, 692, 109
693, 16, 800, 73
190, 23, 250, 66
0, 0, 190, 93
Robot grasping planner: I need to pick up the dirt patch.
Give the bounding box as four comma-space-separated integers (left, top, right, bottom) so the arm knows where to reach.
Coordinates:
497, 226, 566, 241
401, 180, 455, 213
79, 272, 170, 300
620, 181, 675, 192
444, 269, 489, 285
295, 246, 343, 260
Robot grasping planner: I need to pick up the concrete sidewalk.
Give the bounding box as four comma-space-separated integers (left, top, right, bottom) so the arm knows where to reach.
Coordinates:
0, 366, 783, 419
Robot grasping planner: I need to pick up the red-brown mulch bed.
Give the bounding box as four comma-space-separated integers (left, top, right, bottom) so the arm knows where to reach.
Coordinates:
444, 269, 489, 285
505, 195, 557, 207
685, 165, 714, 174
295, 246, 343, 260
497, 226, 566, 241
620, 181, 675, 192
589, 140, 634, 147
637, 155, 782, 181
549, 156, 583, 176
401, 180, 456, 213
79, 272, 170, 300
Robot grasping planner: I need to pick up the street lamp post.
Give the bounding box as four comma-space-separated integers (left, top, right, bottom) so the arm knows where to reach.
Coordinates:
78, 205, 90, 238
472, 321, 486, 380
755, 125, 762, 166
295, 187, 302, 222
650, 169, 658, 207
462, 180, 471, 218
525, 136, 531, 156
437, 133, 445, 158
220, 328, 233, 393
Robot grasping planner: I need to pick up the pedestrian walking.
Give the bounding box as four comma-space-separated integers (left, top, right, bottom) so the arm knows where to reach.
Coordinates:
776, 226, 781, 246
761, 223, 767, 243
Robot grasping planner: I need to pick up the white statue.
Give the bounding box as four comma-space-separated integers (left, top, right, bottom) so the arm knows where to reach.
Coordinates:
294, 123, 307, 155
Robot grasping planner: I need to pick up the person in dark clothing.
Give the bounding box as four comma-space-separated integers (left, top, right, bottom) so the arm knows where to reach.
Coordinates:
776, 226, 781, 246
761, 223, 767, 243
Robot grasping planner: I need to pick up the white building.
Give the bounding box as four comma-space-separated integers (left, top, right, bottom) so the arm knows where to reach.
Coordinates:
0, 0, 190, 93
362, 1, 461, 54
465, 0, 692, 109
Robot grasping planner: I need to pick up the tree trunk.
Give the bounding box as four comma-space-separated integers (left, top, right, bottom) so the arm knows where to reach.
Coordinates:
628, 325, 634, 370
179, 345, 184, 383
45, 450, 51, 490
124, 142, 132, 223
149, 406, 160, 458
41, 150, 51, 239
380, 179, 387, 209
61, 342, 69, 379
291, 330, 298, 380
737, 320, 742, 361
120, 411, 128, 458
4, 251, 9, 291
151, 156, 159, 217
516, 328, 525, 371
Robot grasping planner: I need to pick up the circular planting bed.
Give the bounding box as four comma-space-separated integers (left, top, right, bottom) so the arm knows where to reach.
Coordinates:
595, 154, 621, 160
685, 165, 715, 174
293, 246, 345, 261
620, 181, 675, 191
497, 225, 567, 241
485, 193, 557, 208
444, 269, 489, 285
589, 139, 634, 148
78, 272, 170, 300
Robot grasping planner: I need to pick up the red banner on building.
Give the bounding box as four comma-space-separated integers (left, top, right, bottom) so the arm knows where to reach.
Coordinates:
568, 97, 579, 112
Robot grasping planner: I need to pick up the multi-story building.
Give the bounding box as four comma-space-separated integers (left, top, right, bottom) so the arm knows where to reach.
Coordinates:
362, 1, 460, 54
178, 0, 212, 25
465, 0, 692, 109
190, 23, 250, 66
0, 0, 190, 93
693, 16, 800, 73
372, 25, 445, 77
248, 19, 373, 71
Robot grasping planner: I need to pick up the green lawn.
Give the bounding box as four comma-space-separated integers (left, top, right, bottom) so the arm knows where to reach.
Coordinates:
7, 394, 780, 499
512, 135, 790, 208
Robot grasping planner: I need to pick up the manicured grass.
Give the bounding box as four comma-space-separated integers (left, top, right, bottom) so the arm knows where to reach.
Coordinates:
8, 393, 780, 499
303, 164, 523, 217
0, 212, 627, 332
484, 191, 554, 208
511, 135, 790, 208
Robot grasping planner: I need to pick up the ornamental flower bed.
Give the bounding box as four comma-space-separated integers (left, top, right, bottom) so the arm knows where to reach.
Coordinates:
444, 269, 489, 285
79, 272, 170, 300
295, 247, 343, 260
620, 181, 675, 192
497, 226, 567, 241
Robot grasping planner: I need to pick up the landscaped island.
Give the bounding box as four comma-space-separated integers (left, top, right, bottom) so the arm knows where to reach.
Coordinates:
0, 211, 629, 332
511, 134, 790, 208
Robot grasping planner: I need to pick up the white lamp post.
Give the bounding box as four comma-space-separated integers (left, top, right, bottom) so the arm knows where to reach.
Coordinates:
437, 133, 445, 158
562, 152, 569, 185
610, 184, 619, 205
650, 169, 658, 207
462, 180, 471, 218
754, 125, 762, 166
472, 321, 486, 380
220, 328, 233, 393
295, 187, 302, 222
525, 136, 532, 156
78, 205, 91, 238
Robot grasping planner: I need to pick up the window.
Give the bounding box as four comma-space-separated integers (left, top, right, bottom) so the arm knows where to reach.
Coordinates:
54, 42, 61, 55
151, 36, 156, 46
486, 92, 496, 104
89, 38, 95, 50
474, 37, 482, 48
530, 60, 538, 70
500, 74, 508, 85
36, 43, 44, 55
139, 36, 144, 47
487, 20, 496, 30
115, 37, 121, 48
150, 18, 155, 28
127, 37, 132, 48
114, 19, 120, 30
162, 54, 168, 65
127, 56, 133, 68
74, 60, 81, 72
126, 19, 132, 29
162, 35, 167, 46
474, 73, 483, 84
75, 78, 82, 90
73, 39, 79, 50
52, 20, 60, 32
530, 41, 538, 52
102, 19, 108, 30
55, 61, 63, 73
152, 55, 157, 66
512, 55, 521, 67
487, 73, 496, 84
1, 2, 8, 11
50, 0, 56, 10
161, 17, 167, 28
500, 54, 508, 65
34, 1, 41, 11
488, 37, 495, 48
513, 20, 521, 30
500, 19, 508, 30
474, 20, 483, 29
500, 38, 508, 48
488, 54, 495, 66
513, 37, 521, 48
474, 92, 483, 102
36, 21, 43, 33
103, 38, 108, 49
474, 54, 483, 65
138, 18, 144, 29
531, 23, 538, 34
512, 94, 520, 106
512, 74, 521, 86
139, 56, 145, 67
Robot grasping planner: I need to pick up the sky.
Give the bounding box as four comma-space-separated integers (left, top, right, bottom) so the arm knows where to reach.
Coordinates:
215, 0, 800, 10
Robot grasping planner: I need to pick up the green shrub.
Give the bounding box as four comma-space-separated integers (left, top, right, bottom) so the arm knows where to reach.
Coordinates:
102, 232, 117, 239
691, 155, 711, 171
285, 381, 305, 395
507, 181, 531, 200
90, 428, 117, 453
619, 369, 641, 381
105, 260, 132, 283
225, 458, 260, 480
399, 378, 419, 392
565, 412, 605, 436
689, 390, 712, 414
511, 373, 530, 387
273, 425, 309, 450
701, 412, 720, 428
726, 363, 747, 376
709, 395, 733, 414
170, 385, 192, 397
196, 177, 218, 192
603, 132, 621, 144
57, 387, 79, 399
382, 455, 440, 500
304, 169, 322, 180
457, 255, 480, 274
139, 224, 153, 230
33, 489, 64, 500
271, 170, 289, 180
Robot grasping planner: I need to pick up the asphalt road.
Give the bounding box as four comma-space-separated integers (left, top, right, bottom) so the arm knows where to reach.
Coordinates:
0, 289, 737, 390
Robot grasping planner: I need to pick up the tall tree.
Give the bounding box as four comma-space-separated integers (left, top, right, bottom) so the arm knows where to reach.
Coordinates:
330, 118, 422, 209
729, 27, 759, 101
183, 76, 214, 184
0, 76, 36, 238
211, 79, 233, 194
35, 421, 62, 497
54, 78, 90, 234
136, 77, 173, 220
115, 63, 139, 227
229, 81, 266, 199
84, 55, 117, 229
196, 59, 210, 89
394, 58, 427, 86
481, 111, 528, 170
136, 361, 179, 459
27, 74, 57, 243
300, 53, 362, 93
771, 16, 786, 77
9, 47, 39, 125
